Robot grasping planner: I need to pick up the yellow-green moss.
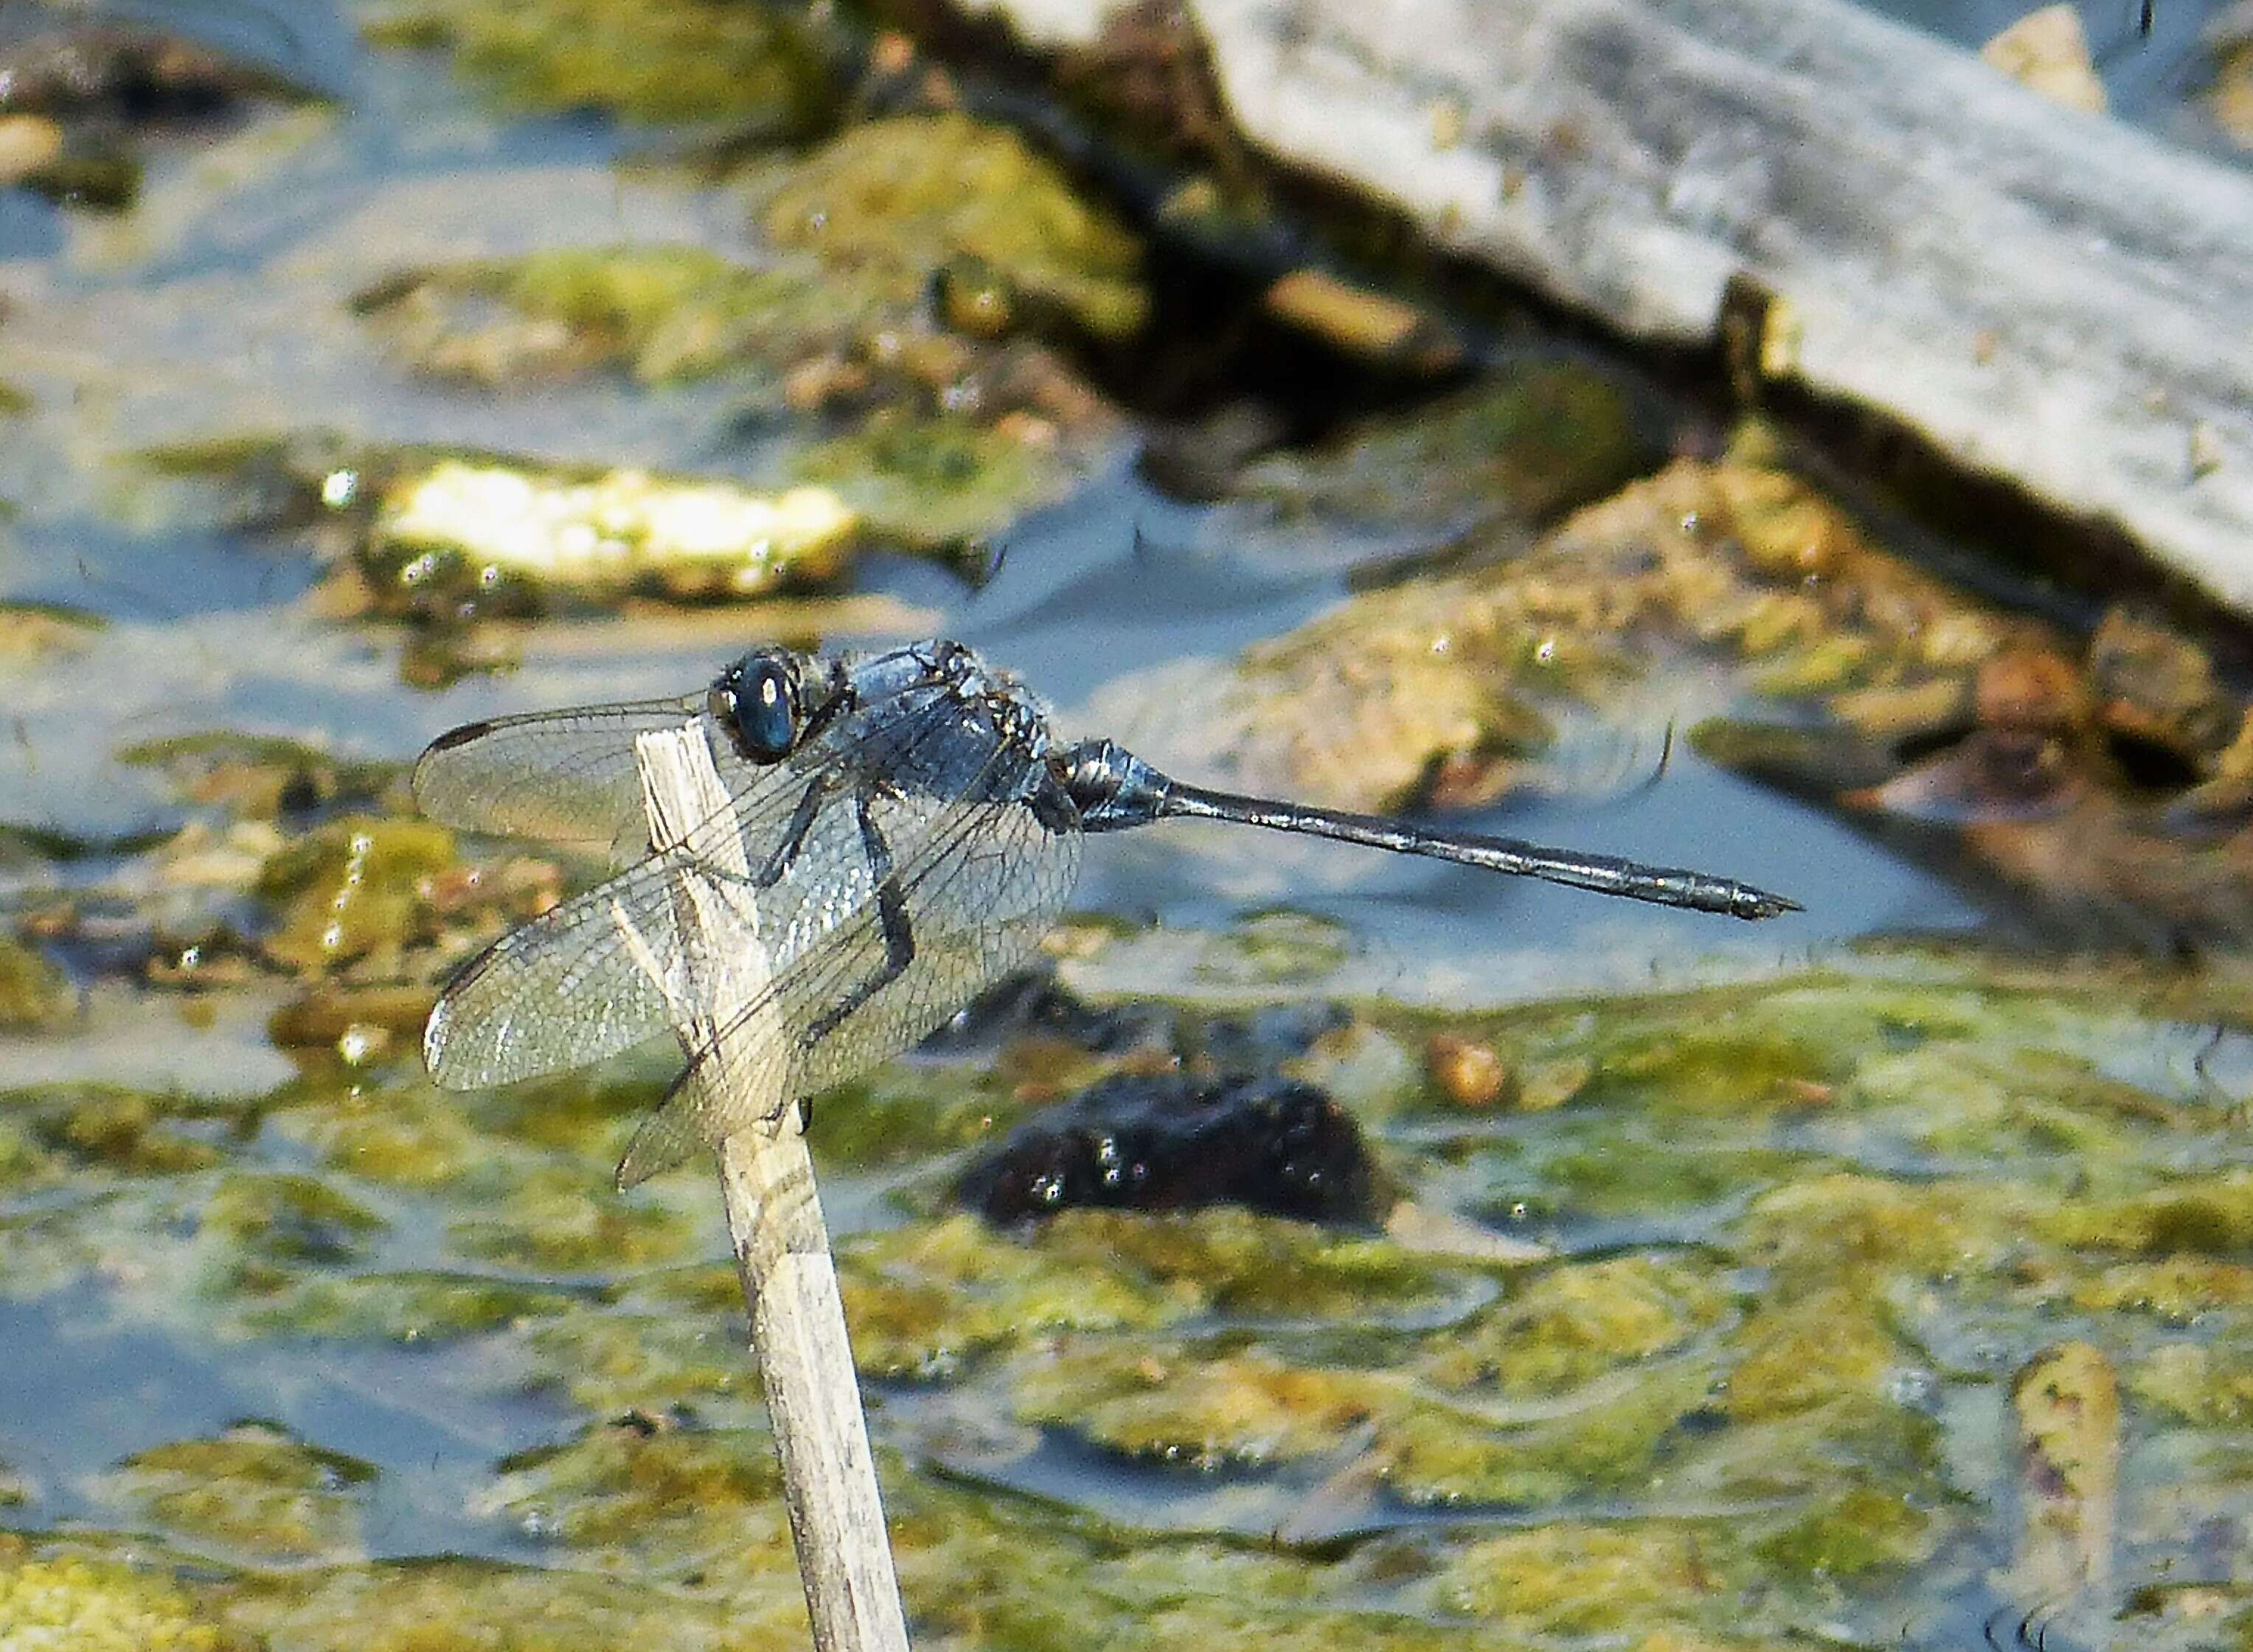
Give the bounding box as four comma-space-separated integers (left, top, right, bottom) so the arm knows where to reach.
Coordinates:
762, 114, 1147, 339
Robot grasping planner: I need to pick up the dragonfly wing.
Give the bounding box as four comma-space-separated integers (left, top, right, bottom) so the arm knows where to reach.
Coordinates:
615, 773, 1083, 1187
423, 738, 861, 1089
422, 844, 749, 1088
413, 695, 704, 843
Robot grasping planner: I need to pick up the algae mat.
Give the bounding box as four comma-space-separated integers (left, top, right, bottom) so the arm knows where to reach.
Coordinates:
5, 947, 2253, 1649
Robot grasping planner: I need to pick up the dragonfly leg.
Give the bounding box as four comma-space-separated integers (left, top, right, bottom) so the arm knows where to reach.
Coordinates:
799, 789, 916, 1050
751, 771, 841, 888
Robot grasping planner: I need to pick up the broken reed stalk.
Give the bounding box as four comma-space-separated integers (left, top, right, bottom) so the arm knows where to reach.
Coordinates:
628, 722, 911, 1652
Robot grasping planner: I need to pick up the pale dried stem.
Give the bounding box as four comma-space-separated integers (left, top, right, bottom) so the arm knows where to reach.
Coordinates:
622, 722, 909, 1652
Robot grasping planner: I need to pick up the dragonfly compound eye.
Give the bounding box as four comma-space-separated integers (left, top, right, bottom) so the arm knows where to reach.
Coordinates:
729, 654, 801, 761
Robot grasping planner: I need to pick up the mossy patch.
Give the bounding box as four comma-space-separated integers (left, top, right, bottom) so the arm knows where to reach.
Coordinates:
525, 1308, 760, 1417
357, 246, 872, 386
103, 1425, 373, 1563
1723, 1289, 1900, 1421
1440, 1521, 1748, 1633
1421, 1252, 1729, 1397
1014, 1342, 1386, 1469
788, 414, 1067, 552
0, 935, 74, 1032
479, 1420, 788, 1565
254, 816, 459, 974
117, 732, 399, 820
235, 1271, 576, 1344
760, 113, 1148, 339
1239, 358, 1655, 529
2129, 1339, 2253, 1426
362, 0, 836, 132
11, 1084, 226, 1176
448, 1162, 701, 1273
0, 1550, 251, 1652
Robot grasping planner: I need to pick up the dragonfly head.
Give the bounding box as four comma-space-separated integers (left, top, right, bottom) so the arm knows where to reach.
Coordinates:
1055, 739, 1173, 833
711, 647, 815, 763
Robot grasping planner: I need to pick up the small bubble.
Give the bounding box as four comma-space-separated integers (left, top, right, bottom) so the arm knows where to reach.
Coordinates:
320, 469, 360, 510
1535, 639, 1558, 664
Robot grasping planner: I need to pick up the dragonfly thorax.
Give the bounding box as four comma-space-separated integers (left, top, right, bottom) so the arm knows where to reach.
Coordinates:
1055, 739, 1173, 833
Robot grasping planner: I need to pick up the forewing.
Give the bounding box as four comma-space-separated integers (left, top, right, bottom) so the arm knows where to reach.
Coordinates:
423, 735, 858, 1089
614, 777, 1083, 1187
413, 695, 704, 842
423, 671, 965, 1091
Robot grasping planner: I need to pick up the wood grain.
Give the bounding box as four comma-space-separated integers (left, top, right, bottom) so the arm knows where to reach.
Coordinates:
628, 723, 911, 1652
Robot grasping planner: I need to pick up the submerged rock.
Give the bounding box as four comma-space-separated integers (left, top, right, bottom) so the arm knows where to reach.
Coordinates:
1235, 356, 1655, 535
958, 1070, 1378, 1225
2010, 1341, 2118, 1600
254, 816, 458, 974
360, 0, 837, 134
103, 1424, 373, 1564
117, 732, 400, 821
369, 459, 858, 611
0, 935, 72, 1032
0, 10, 320, 214
757, 112, 1149, 341
353, 246, 873, 387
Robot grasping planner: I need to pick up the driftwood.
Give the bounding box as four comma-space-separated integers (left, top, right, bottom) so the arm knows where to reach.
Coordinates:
627, 725, 911, 1652
969, 0, 2253, 617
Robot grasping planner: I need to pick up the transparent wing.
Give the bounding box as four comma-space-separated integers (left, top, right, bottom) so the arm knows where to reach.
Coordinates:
614, 773, 1083, 1187
421, 772, 812, 1089
413, 695, 704, 843
423, 677, 959, 1090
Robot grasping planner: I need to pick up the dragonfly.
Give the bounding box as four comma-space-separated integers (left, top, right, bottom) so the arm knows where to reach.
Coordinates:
417, 639, 1798, 1187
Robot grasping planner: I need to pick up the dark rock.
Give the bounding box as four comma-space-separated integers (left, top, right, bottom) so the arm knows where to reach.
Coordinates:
958, 1070, 1375, 1225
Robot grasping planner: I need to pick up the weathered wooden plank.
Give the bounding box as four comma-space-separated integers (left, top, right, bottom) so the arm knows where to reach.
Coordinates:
970, 0, 2253, 614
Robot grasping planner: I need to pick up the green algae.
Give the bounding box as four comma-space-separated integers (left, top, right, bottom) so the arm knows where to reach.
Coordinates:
0, 598, 104, 665
480, 1421, 789, 1566
11, 950, 2253, 1643
1420, 1253, 1729, 1397
271, 1076, 485, 1188
236, 1271, 576, 1344
2129, 1339, 2253, 1426
2037, 1172, 2253, 1258
254, 816, 459, 974
1439, 1520, 1749, 1634
760, 113, 1148, 340
839, 1211, 1188, 1379
105, 1425, 373, 1563
0, 1548, 251, 1652
1722, 1288, 1900, 1421
1239, 358, 1654, 530
201, 1172, 386, 1266
1386, 1357, 1718, 1507
117, 732, 399, 819
844, 1206, 1465, 1380
221, 1554, 809, 1652
447, 1162, 701, 1273
9, 1084, 227, 1176
0, 934, 72, 1032
362, 0, 836, 133
1013, 1342, 1387, 1469
357, 246, 868, 386
788, 413, 1068, 553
